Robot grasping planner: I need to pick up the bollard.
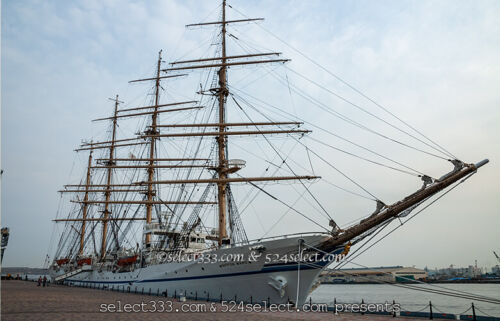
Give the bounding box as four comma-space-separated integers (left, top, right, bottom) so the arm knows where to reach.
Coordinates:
393, 300, 396, 318
333, 298, 337, 314
267, 297, 270, 306
472, 303, 476, 321
310, 297, 312, 307
429, 301, 433, 320
195, 291, 198, 301
234, 294, 237, 302
174, 290, 177, 299
361, 299, 365, 315
207, 292, 210, 302
220, 293, 223, 303
250, 296, 253, 304
165, 289, 168, 297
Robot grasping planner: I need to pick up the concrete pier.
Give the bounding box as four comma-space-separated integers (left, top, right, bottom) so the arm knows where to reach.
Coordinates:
1, 280, 413, 320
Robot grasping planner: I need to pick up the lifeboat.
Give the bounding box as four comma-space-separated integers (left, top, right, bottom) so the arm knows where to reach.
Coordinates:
117, 255, 138, 266
55, 258, 69, 266
77, 257, 92, 266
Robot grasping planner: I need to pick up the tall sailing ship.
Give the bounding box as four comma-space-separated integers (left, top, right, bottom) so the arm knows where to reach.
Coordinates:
49, 1, 488, 305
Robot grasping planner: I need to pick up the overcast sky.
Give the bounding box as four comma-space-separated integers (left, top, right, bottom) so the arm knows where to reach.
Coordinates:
2, 0, 499, 270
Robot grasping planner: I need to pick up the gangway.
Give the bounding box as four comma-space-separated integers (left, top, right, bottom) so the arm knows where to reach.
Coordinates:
54, 265, 92, 282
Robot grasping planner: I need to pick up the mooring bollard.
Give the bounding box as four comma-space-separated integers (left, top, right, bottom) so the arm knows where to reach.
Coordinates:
174, 290, 177, 299
207, 292, 210, 302
472, 303, 476, 321
195, 291, 198, 300
393, 299, 396, 318
361, 299, 365, 315
429, 301, 433, 320
250, 296, 253, 304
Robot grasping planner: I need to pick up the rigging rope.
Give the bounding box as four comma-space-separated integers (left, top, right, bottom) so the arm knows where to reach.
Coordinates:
231, 95, 335, 221
238, 174, 331, 233
230, 87, 431, 177
227, 22, 453, 162
303, 242, 500, 305
262, 68, 451, 161
285, 66, 456, 160
232, 92, 380, 201
311, 172, 500, 305
228, 4, 458, 160
306, 136, 421, 177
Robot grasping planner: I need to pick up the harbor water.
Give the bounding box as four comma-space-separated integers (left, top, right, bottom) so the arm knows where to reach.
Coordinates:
309, 283, 500, 317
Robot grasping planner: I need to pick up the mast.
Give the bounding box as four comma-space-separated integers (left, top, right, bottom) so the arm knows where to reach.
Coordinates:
216, 0, 229, 246
145, 50, 162, 248
156, 1, 302, 246
79, 150, 93, 256
101, 95, 120, 259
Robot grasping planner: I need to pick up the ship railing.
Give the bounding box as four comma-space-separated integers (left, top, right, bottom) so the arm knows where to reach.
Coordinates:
231, 231, 331, 247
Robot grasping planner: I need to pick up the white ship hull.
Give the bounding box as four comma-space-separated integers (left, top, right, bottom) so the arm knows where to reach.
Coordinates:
51, 234, 343, 305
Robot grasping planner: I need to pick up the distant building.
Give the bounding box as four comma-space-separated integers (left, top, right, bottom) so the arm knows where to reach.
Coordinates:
319, 266, 427, 284
492, 265, 500, 276
431, 264, 483, 280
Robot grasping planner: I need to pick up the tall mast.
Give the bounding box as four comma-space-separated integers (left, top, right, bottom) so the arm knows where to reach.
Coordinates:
79, 150, 93, 256
101, 95, 120, 259
159, 0, 290, 246
145, 50, 162, 248
216, 0, 229, 246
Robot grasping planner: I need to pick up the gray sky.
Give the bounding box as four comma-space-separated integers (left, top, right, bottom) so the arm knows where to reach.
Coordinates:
2, 0, 499, 270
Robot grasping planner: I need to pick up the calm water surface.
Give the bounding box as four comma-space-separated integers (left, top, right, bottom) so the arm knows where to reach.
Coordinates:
309, 284, 500, 317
